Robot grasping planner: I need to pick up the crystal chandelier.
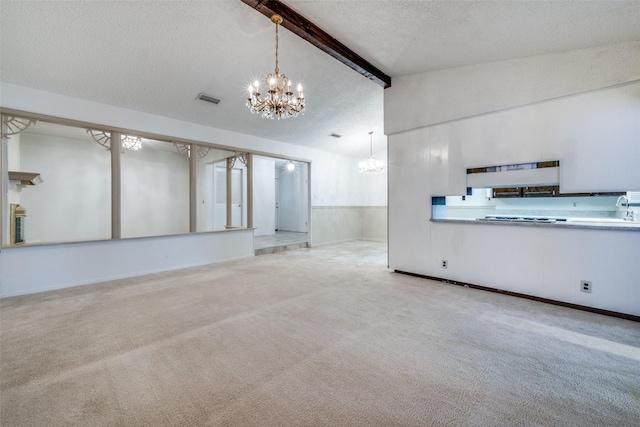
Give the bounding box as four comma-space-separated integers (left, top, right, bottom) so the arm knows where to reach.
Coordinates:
246, 14, 305, 120
358, 131, 384, 174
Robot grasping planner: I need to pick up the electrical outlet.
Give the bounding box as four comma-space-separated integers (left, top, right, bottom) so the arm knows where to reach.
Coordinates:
441, 260, 448, 269
580, 280, 592, 293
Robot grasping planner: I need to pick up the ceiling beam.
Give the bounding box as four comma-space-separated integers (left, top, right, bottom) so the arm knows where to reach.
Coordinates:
240, 0, 391, 89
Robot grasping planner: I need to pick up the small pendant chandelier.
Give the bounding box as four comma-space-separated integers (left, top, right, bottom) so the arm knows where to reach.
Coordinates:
358, 131, 384, 174
247, 14, 305, 120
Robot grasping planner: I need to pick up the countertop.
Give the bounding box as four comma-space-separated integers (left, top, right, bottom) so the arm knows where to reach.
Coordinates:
431, 218, 640, 231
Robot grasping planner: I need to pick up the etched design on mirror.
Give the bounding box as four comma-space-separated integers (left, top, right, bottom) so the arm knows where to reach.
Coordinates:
1, 115, 38, 139
228, 152, 249, 168
86, 129, 142, 151
86, 129, 111, 150
172, 142, 211, 160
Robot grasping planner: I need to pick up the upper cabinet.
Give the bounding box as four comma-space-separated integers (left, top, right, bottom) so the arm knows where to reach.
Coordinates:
467, 161, 559, 189
492, 185, 624, 198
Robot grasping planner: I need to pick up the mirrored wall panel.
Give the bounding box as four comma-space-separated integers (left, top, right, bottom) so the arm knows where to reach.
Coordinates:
195, 148, 238, 232
121, 137, 190, 238
3, 119, 111, 245
2, 112, 288, 247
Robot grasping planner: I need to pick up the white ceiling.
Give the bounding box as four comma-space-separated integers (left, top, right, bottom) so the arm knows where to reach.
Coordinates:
2, 1, 640, 157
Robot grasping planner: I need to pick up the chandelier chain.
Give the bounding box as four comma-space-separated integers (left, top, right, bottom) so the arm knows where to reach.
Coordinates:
369, 131, 373, 157
359, 131, 384, 174
275, 21, 279, 74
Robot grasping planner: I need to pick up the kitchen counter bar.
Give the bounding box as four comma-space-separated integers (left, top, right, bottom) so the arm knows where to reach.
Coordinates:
431, 218, 640, 231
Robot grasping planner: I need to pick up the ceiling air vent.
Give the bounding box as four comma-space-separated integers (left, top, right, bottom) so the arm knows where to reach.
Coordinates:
330, 133, 342, 138
196, 93, 221, 105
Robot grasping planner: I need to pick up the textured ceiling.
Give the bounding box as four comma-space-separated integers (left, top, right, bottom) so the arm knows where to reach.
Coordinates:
2, 1, 640, 157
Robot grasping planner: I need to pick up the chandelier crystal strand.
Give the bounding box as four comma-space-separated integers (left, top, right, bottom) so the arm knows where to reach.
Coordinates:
358, 131, 384, 174
247, 14, 305, 120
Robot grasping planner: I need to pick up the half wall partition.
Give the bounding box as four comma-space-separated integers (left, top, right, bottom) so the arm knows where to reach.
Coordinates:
0, 110, 308, 296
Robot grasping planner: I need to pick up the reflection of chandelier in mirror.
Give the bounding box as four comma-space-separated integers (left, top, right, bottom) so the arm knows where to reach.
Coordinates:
121, 135, 142, 151
86, 129, 141, 151
246, 14, 305, 120
358, 131, 384, 174
286, 160, 295, 171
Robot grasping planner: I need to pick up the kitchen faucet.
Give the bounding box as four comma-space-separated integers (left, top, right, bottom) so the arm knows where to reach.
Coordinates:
616, 195, 635, 221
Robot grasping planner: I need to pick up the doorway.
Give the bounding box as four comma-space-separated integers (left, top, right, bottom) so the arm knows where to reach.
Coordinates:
253, 156, 309, 251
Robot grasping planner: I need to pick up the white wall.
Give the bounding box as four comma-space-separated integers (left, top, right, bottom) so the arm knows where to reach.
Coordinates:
385, 40, 640, 134
386, 41, 640, 316
429, 222, 640, 316
311, 148, 387, 207
360, 145, 388, 206
309, 140, 387, 245
0, 229, 254, 297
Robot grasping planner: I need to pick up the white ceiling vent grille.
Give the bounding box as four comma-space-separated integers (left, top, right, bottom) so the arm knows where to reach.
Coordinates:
196, 93, 221, 105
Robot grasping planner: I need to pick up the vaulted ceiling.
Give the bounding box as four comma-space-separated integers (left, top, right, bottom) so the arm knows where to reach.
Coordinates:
2, 1, 640, 156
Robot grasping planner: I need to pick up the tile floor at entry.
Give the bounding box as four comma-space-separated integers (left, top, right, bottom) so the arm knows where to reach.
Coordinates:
254, 231, 309, 250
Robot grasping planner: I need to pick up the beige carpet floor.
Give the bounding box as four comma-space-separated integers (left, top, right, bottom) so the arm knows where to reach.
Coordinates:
1, 241, 639, 426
